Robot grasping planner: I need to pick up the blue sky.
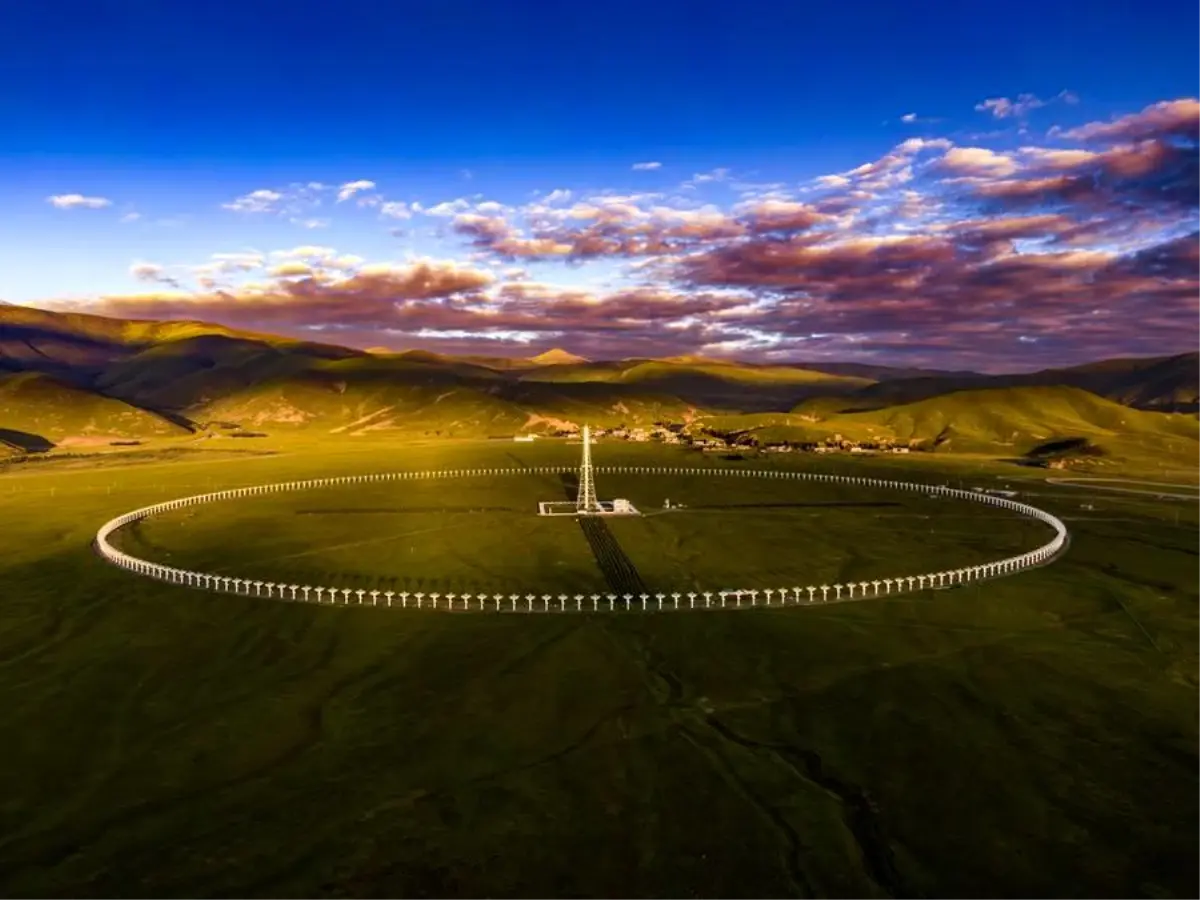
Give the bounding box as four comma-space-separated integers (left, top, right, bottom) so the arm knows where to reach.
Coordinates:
2, 0, 1197, 369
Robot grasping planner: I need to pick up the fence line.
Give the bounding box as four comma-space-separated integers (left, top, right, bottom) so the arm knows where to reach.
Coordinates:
93, 465, 1068, 613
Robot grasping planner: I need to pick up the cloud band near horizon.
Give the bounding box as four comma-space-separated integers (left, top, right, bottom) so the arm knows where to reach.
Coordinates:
30, 97, 1200, 372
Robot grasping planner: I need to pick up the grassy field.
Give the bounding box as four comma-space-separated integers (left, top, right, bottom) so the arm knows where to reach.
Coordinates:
0, 437, 1196, 897
126, 455, 1050, 598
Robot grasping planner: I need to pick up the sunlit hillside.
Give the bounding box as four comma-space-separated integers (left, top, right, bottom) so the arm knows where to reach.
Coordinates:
704, 385, 1200, 467
0, 372, 187, 446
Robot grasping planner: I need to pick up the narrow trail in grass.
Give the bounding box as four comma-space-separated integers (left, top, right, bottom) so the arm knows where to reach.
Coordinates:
593, 621, 814, 898
704, 716, 912, 899
602, 621, 911, 899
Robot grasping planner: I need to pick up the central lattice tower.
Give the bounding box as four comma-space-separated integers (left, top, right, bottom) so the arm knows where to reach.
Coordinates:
575, 424, 601, 513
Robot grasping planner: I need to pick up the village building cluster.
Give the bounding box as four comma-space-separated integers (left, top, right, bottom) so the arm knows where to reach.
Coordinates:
513, 421, 924, 455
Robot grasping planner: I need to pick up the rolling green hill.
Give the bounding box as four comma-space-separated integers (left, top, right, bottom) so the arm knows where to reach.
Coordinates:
493, 380, 698, 428
0, 372, 188, 445
845, 385, 1199, 452
706, 385, 1199, 463
198, 373, 527, 436
197, 365, 699, 437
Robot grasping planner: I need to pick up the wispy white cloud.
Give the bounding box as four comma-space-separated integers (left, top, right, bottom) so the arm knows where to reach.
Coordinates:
898, 112, 942, 125
424, 198, 471, 217
975, 90, 1078, 120
47, 193, 112, 209
541, 189, 573, 206
210, 251, 265, 271
222, 183, 333, 216
221, 189, 284, 213
379, 201, 412, 219
632, 161, 662, 171
680, 168, 731, 190
336, 180, 376, 202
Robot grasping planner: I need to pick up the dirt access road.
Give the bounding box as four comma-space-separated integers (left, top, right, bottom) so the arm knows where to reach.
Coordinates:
1046, 477, 1200, 501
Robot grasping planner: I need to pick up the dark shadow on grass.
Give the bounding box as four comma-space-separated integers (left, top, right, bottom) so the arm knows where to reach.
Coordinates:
294, 506, 521, 515
689, 501, 903, 510
0, 429, 55, 453
559, 473, 646, 594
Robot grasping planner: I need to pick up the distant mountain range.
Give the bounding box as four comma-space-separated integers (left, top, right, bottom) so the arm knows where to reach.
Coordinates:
0, 305, 1196, 461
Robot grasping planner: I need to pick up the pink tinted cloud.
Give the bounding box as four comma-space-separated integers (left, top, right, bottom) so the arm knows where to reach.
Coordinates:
43, 96, 1200, 370
66, 275, 761, 363
937, 147, 1018, 177
969, 140, 1198, 210
738, 200, 829, 234
1060, 98, 1200, 143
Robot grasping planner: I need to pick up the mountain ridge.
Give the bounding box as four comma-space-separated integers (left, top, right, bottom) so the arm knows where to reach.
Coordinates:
1, 306, 1194, 452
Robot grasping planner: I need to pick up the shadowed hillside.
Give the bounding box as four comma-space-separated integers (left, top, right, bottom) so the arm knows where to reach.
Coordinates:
0, 304, 277, 381
798, 352, 1199, 415
0, 372, 188, 443
518, 358, 873, 410
95, 334, 363, 410
1060, 352, 1200, 411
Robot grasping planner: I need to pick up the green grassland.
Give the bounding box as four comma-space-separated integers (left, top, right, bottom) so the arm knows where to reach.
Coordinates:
0, 437, 1196, 897
127, 464, 1049, 598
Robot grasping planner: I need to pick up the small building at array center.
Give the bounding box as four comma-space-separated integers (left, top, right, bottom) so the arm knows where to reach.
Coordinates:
538, 424, 641, 517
